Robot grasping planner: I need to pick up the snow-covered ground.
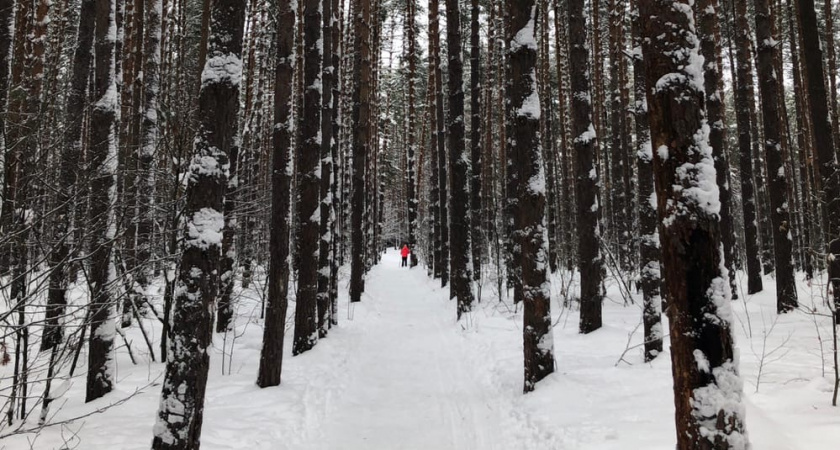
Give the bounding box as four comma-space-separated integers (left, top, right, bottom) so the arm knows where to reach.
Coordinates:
2, 249, 838, 449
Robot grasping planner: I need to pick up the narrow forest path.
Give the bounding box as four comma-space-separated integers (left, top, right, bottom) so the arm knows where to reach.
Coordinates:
293, 249, 531, 450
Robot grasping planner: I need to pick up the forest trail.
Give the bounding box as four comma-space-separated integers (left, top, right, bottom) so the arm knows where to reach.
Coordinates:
295, 249, 525, 450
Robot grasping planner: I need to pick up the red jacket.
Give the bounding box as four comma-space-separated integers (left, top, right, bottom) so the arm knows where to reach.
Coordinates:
401, 246, 410, 257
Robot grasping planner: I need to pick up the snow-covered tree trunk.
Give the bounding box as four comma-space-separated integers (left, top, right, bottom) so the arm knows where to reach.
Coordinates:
639, 0, 748, 447
405, 0, 419, 268
429, 0, 449, 287
753, 0, 798, 313
135, 0, 162, 309
444, 0, 474, 318
630, 0, 662, 362
257, 0, 295, 388
349, 0, 372, 303
293, 0, 323, 354
469, 0, 482, 280
86, 0, 119, 404
569, 0, 603, 334
507, 0, 555, 393
697, 0, 737, 301
317, 0, 336, 338
151, 0, 245, 446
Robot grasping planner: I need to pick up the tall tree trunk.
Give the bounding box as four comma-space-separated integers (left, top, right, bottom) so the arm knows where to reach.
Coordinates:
508, 0, 555, 393
136, 0, 162, 311
797, 0, 840, 322
569, 0, 603, 334
44, 0, 97, 352
430, 0, 449, 287
469, 0, 482, 280
730, 0, 763, 294
406, 0, 419, 267
754, 0, 798, 313
257, 0, 295, 388
697, 0, 736, 300
293, 0, 323, 355
350, 0, 372, 303
318, 0, 337, 337
151, 0, 245, 446
630, 0, 662, 362
86, 0, 119, 404
786, 0, 814, 279
639, 0, 748, 447
444, 0, 475, 318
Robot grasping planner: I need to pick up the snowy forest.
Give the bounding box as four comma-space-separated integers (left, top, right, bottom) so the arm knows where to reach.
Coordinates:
0, 0, 839, 447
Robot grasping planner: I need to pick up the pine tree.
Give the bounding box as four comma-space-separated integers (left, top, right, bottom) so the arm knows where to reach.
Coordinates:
729, 0, 763, 294
796, 0, 840, 322
630, 0, 662, 362
258, 0, 296, 388
508, 0, 555, 392
639, 0, 748, 447
44, 0, 97, 353
754, 0, 798, 313
350, 0, 373, 303
293, 0, 323, 355
151, 0, 246, 446
569, 0, 603, 334
444, 0, 474, 317
469, 0, 482, 280
86, 0, 120, 403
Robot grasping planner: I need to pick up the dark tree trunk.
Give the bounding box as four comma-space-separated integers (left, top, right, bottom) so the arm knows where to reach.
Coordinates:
469, 0, 482, 280
697, 0, 737, 300
630, 0, 662, 362
786, 0, 813, 279
569, 0, 603, 334
444, 0, 474, 318
508, 0, 556, 393
151, 0, 245, 446
639, 0, 748, 447
350, 0, 372, 303
796, 0, 840, 322
730, 0, 763, 294
317, 0, 337, 338
293, 0, 323, 355
754, 0, 798, 313
257, 0, 295, 388
86, 0, 120, 404
430, 0, 449, 287
44, 0, 97, 352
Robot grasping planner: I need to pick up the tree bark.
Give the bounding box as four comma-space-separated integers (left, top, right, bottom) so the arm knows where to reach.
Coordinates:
508, 0, 556, 393
569, 0, 603, 333
754, 0, 798, 313
151, 0, 245, 446
630, 0, 662, 362
257, 0, 295, 388
796, 0, 840, 322
444, 0, 474, 318
293, 0, 323, 355
86, 0, 119, 404
730, 0, 763, 294
350, 0, 372, 303
639, 0, 748, 447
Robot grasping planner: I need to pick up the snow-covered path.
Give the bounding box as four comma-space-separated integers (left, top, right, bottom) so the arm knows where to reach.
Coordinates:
5, 249, 839, 449
295, 250, 521, 450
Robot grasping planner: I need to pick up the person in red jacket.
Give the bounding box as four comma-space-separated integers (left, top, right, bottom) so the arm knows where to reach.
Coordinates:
401, 244, 410, 267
